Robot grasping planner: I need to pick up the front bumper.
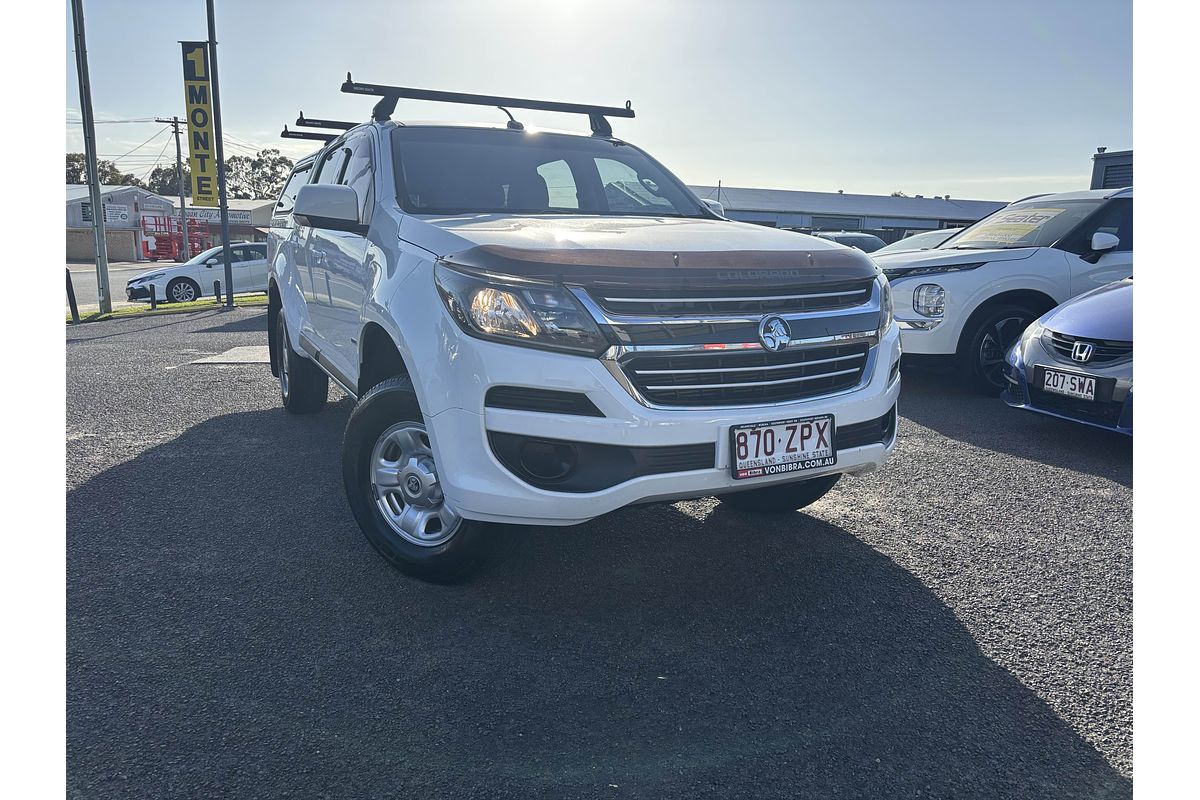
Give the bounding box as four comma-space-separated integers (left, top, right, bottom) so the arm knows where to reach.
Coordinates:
424, 323, 903, 526
1001, 336, 1132, 436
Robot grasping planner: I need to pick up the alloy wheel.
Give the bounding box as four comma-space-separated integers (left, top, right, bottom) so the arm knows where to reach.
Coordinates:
977, 315, 1027, 388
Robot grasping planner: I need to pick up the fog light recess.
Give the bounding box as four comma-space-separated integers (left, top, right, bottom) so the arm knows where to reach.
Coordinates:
518, 440, 578, 482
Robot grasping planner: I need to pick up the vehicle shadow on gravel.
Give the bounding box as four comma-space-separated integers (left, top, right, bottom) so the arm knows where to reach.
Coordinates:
899, 367, 1132, 488
67, 408, 1130, 799
194, 310, 269, 335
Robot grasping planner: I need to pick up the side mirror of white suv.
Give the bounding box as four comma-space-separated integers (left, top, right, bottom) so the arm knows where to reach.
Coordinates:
1091, 231, 1120, 253
701, 198, 725, 217
294, 184, 362, 233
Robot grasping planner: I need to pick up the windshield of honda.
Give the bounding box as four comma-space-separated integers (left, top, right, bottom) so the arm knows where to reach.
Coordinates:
939, 199, 1104, 250
391, 127, 706, 218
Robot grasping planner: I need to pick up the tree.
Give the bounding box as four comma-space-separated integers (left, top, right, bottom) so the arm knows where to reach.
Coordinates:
66, 153, 145, 187
226, 149, 294, 199
146, 164, 191, 198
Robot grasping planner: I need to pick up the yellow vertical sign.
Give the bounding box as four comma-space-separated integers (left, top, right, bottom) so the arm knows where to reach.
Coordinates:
181, 42, 218, 207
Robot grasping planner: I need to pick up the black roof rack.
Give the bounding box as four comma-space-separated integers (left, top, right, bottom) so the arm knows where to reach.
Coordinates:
296, 112, 357, 131
340, 73, 634, 137
280, 125, 336, 143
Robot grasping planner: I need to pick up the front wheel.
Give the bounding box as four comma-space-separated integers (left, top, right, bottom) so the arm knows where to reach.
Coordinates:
342, 376, 499, 583
166, 277, 201, 303
958, 304, 1037, 394
720, 473, 841, 515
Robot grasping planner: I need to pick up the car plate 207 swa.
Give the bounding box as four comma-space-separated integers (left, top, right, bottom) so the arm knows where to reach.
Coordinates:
730, 414, 836, 480
1042, 368, 1097, 401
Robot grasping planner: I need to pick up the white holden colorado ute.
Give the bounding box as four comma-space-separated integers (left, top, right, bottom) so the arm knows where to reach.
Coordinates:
267, 79, 901, 581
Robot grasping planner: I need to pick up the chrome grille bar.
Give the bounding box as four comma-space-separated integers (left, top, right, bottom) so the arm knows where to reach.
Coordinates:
633, 352, 865, 375
643, 367, 862, 391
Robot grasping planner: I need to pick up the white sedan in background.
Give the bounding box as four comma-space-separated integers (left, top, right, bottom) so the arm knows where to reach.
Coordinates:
125, 243, 269, 303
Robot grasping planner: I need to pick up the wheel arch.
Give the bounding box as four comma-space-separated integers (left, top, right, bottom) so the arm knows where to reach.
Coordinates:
358, 320, 412, 398
955, 288, 1058, 355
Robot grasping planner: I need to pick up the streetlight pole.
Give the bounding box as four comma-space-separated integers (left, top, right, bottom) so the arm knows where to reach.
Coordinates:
206, 0, 234, 308
70, 0, 112, 314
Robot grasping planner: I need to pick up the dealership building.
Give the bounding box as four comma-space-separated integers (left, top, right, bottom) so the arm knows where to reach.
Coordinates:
65, 184, 177, 261
687, 185, 1006, 242
66, 185, 276, 262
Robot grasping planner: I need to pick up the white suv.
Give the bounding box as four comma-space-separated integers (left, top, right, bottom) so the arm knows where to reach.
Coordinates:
874, 188, 1132, 392
267, 81, 901, 581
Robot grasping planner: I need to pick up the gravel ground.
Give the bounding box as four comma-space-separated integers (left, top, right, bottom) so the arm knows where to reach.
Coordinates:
66, 308, 1132, 799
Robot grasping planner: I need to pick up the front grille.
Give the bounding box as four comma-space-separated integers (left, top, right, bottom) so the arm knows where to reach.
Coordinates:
1045, 330, 1132, 365
590, 279, 873, 317
1029, 387, 1125, 427
620, 342, 871, 407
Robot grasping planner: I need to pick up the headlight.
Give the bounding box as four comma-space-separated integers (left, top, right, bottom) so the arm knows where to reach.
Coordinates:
913, 284, 945, 318
877, 277, 894, 338
137, 273, 165, 283
1023, 320, 1047, 342
434, 263, 609, 356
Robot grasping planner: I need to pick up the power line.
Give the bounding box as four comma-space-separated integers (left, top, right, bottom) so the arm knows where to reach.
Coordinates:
66, 116, 159, 124
109, 126, 170, 162
137, 137, 174, 182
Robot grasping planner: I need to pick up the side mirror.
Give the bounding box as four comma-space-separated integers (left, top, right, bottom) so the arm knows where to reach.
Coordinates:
205, 258, 219, 266
293, 184, 362, 233
701, 198, 725, 217
1091, 231, 1120, 253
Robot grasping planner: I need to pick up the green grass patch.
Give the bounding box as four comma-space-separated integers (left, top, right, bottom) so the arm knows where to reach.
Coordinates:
68, 294, 268, 324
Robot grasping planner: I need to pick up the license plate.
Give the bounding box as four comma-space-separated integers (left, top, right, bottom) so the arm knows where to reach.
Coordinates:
730, 414, 836, 480
1042, 369, 1096, 401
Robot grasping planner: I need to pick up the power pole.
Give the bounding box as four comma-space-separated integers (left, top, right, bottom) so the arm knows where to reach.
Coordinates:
70, 0, 111, 313
155, 116, 190, 260
206, 0, 234, 308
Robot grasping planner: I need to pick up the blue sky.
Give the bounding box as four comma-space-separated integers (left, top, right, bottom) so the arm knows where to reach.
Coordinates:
66, 0, 1131, 201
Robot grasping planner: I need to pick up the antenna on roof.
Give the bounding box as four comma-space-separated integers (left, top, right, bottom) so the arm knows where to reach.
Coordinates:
496, 107, 524, 131
340, 72, 634, 136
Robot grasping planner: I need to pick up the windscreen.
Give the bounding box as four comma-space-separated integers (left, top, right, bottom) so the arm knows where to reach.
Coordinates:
392, 127, 705, 218
940, 199, 1103, 250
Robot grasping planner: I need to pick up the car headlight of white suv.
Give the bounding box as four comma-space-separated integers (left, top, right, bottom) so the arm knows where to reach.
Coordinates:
434, 263, 609, 356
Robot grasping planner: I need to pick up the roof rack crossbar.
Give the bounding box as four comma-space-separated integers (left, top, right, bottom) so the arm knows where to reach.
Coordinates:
296, 112, 357, 131
340, 73, 634, 135
280, 125, 336, 143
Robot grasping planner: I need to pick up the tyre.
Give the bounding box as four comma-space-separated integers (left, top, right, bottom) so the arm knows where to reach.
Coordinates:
276, 313, 328, 414
342, 375, 498, 583
166, 277, 201, 303
720, 473, 841, 514
958, 303, 1037, 394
